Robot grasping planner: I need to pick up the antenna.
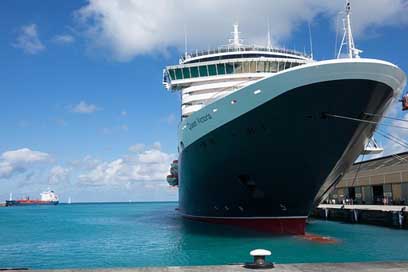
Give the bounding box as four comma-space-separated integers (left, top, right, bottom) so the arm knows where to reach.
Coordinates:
308, 21, 314, 59
337, 0, 362, 59
229, 23, 243, 49
184, 25, 188, 58
267, 19, 271, 49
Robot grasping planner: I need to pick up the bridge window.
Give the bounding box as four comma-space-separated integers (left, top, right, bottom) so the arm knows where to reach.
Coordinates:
217, 63, 226, 75
278, 62, 285, 72
242, 62, 249, 73
234, 62, 243, 73
208, 64, 217, 76
169, 69, 176, 80
175, 68, 183, 79
199, 65, 208, 77
269, 62, 278, 72
169, 60, 300, 81
249, 61, 256, 73
257, 61, 265, 72
183, 67, 190, 79
190, 66, 199, 77
226, 63, 234, 74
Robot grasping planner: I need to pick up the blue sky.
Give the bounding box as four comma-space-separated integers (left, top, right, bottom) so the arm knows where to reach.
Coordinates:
1, 0, 408, 202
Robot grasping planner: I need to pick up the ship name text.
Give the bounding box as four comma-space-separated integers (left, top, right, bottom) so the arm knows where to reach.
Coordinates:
187, 113, 212, 130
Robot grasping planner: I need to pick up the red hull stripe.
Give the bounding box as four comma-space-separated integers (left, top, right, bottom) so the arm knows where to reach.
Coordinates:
182, 214, 306, 235
12, 200, 54, 204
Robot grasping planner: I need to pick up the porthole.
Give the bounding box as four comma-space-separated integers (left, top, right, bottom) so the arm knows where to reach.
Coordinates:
231, 99, 237, 104
254, 89, 262, 95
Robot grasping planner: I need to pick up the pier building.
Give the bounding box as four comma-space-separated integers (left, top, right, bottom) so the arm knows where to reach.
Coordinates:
327, 151, 408, 205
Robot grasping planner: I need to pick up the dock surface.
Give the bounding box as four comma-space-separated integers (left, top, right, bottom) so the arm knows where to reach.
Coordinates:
11, 262, 408, 272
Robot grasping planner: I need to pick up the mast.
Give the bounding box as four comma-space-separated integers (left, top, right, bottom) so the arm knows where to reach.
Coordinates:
9, 192, 12, 201
337, 0, 362, 59
229, 24, 242, 49
267, 20, 272, 49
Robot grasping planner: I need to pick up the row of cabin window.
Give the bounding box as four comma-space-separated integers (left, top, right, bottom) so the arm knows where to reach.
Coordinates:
168, 61, 302, 80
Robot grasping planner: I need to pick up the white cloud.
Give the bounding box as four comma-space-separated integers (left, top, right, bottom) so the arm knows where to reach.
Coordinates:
129, 143, 145, 153
71, 101, 100, 114
70, 155, 101, 169
74, 0, 408, 61
151, 141, 161, 150
78, 144, 175, 186
0, 148, 51, 178
2, 148, 50, 164
48, 166, 70, 184
13, 23, 45, 54
52, 34, 75, 44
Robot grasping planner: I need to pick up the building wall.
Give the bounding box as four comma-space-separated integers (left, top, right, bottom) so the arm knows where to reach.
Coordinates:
327, 153, 408, 205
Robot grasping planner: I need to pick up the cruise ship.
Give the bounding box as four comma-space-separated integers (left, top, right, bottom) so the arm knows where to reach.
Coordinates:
163, 2, 406, 234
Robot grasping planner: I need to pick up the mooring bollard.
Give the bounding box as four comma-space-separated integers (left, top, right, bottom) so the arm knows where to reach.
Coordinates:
244, 249, 274, 269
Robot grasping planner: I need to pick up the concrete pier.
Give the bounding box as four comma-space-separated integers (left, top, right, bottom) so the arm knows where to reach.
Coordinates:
314, 204, 407, 228
7, 262, 408, 272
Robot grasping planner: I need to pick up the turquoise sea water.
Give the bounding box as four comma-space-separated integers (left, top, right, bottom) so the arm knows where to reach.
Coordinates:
1, 202, 408, 269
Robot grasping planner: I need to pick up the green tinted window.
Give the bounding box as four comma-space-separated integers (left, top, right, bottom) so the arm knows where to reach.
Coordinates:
182, 68, 190, 79
190, 66, 199, 77
217, 63, 225, 75
175, 68, 183, 79
226, 63, 234, 74
208, 65, 217, 76
284, 62, 292, 70
199, 65, 208, 77
169, 69, 176, 80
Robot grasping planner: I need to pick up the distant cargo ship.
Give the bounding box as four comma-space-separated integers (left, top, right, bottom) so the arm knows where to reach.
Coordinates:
6, 190, 59, 206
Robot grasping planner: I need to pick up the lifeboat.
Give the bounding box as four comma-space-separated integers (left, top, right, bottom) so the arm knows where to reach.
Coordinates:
167, 174, 178, 186
401, 94, 408, 111
167, 160, 179, 186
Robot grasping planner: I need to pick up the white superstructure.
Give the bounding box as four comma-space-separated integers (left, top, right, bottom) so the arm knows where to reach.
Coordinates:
40, 190, 59, 202
163, 24, 313, 118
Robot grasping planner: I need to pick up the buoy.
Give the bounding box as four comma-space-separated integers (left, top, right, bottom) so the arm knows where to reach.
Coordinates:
244, 249, 274, 269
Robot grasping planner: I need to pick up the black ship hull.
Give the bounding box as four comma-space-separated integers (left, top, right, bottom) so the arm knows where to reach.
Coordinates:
179, 78, 393, 234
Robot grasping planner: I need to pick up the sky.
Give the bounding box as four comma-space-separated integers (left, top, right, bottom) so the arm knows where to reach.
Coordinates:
1, 0, 408, 202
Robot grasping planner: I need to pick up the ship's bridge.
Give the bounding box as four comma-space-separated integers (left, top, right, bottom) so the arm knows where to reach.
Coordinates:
163, 25, 313, 118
